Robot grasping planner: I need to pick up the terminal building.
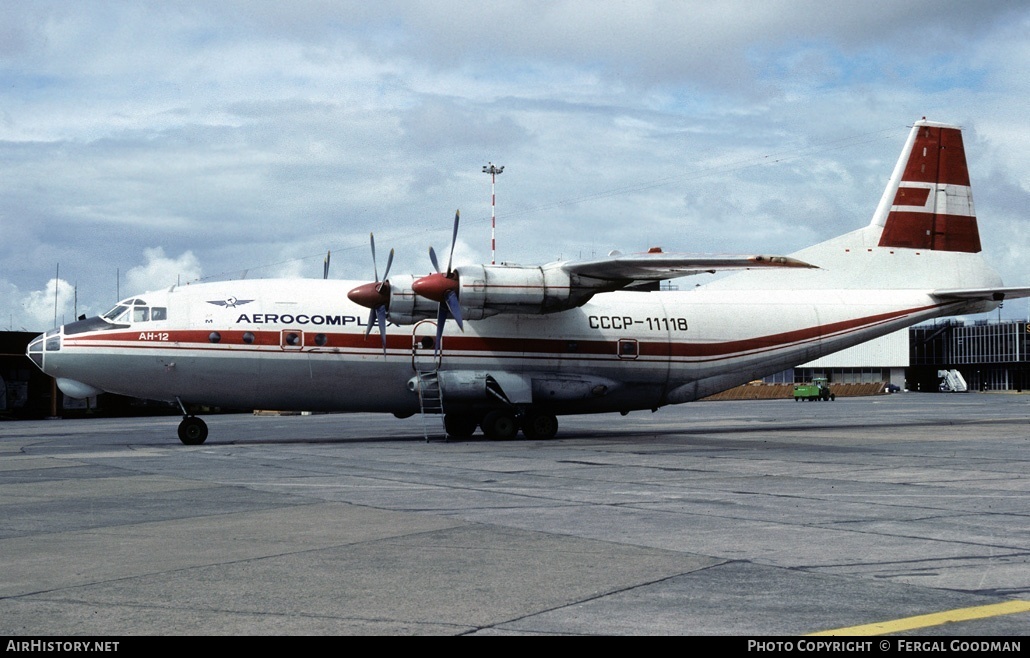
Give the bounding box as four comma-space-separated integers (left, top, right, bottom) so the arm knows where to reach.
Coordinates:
908, 319, 1029, 393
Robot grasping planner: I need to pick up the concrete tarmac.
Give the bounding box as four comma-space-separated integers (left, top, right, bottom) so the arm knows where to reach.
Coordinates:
1, 392, 1027, 636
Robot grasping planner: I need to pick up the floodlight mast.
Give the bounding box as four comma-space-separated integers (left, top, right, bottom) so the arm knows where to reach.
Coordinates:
482, 162, 504, 264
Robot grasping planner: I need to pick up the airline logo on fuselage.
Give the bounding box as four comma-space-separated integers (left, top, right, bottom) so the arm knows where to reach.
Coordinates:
208, 297, 255, 308
235, 313, 364, 326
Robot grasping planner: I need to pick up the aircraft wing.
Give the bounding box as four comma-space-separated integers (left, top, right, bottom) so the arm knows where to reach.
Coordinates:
931, 287, 1030, 302
563, 253, 817, 282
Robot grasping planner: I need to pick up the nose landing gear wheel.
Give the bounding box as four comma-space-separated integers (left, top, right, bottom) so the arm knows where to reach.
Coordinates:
178, 416, 209, 445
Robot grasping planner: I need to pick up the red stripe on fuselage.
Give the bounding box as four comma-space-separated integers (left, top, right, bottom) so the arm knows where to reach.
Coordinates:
62, 303, 948, 363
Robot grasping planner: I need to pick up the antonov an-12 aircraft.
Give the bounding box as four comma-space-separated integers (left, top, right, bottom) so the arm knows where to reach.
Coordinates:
26, 119, 1029, 444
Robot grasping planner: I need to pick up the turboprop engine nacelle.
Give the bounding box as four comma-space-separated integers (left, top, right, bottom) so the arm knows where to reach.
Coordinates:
451, 263, 594, 320
382, 274, 440, 325
385, 263, 617, 325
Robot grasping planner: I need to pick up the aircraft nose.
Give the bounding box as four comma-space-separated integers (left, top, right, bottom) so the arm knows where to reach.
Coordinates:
26, 332, 46, 372
25, 328, 62, 374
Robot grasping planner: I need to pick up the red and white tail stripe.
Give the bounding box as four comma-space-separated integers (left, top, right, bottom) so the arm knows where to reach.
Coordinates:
872, 119, 981, 253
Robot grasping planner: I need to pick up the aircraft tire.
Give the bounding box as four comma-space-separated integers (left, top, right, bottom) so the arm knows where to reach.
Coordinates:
444, 413, 478, 438
482, 410, 518, 440
178, 417, 208, 445
521, 411, 558, 440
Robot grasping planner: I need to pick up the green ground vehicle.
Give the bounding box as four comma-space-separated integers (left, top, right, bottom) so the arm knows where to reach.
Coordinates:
793, 377, 836, 401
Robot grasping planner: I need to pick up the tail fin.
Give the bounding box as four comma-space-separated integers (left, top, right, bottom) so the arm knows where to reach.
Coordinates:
871, 119, 981, 253
706, 118, 1008, 296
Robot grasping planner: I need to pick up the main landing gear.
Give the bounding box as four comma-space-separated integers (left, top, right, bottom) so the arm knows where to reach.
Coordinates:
175, 397, 209, 445
444, 407, 559, 441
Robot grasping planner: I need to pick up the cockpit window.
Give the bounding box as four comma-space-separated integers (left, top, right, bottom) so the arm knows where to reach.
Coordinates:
104, 305, 131, 322
103, 300, 166, 324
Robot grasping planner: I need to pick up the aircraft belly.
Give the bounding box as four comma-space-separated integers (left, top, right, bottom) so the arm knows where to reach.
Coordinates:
53, 347, 418, 414
183, 352, 415, 412
46, 351, 171, 402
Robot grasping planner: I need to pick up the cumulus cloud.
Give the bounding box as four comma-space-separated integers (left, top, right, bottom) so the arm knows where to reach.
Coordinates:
125, 248, 202, 294
21, 278, 75, 329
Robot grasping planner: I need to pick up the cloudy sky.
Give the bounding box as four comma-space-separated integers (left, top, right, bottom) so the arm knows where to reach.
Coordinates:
2, 1, 1028, 330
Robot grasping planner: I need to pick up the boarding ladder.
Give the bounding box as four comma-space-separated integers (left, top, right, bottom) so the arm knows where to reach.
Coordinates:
412, 321, 448, 441
413, 365, 447, 441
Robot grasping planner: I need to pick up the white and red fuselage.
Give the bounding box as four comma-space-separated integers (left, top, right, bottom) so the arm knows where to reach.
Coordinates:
38, 276, 991, 410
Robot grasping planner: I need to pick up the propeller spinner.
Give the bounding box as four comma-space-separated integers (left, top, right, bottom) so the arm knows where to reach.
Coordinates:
347, 233, 394, 355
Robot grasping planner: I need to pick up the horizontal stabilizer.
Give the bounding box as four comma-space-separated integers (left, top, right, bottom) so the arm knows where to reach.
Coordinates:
932, 287, 1030, 302
566, 253, 816, 282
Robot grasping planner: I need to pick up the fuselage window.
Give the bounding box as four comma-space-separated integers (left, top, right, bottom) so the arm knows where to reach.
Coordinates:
151, 307, 167, 321
618, 339, 639, 359
133, 307, 150, 323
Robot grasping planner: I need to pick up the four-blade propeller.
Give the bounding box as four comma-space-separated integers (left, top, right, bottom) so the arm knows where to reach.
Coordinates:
412, 210, 464, 354
346, 233, 394, 355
